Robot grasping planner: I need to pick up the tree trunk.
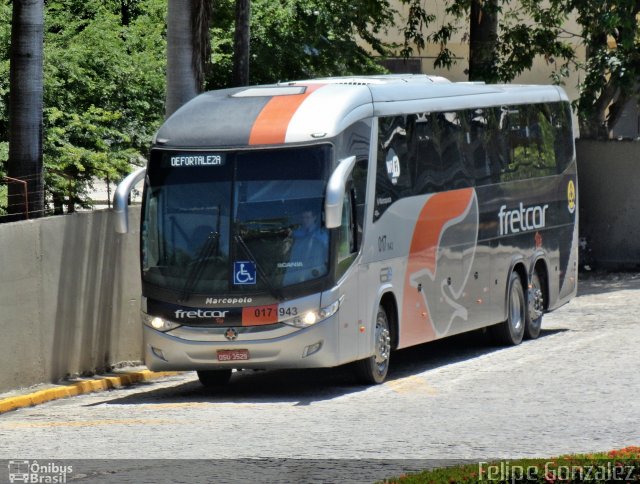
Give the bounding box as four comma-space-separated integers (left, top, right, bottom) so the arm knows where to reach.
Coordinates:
468, 0, 499, 83
7, 0, 44, 221
121, 0, 131, 26
233, 0, 251, 87
166, 0, 199, 118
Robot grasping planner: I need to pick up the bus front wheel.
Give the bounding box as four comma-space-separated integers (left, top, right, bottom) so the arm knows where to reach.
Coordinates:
353, 304, 391, 384
197, 369, 232, 387
492, 271, 526, 345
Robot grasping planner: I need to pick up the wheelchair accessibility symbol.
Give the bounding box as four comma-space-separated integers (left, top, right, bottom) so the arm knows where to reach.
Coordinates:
233, 261, 257, 285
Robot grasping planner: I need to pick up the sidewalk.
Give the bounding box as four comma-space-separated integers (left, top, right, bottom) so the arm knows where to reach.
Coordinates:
0, 367, 179, 415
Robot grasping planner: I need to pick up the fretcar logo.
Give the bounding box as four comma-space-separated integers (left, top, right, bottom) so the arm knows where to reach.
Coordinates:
175, 309, 230, 319
498, 203, 549, 236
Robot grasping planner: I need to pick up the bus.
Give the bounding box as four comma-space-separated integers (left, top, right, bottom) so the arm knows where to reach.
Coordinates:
114, 75, 578, 386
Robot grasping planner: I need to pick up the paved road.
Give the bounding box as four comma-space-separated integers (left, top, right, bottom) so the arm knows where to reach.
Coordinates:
1, 273, 639, 482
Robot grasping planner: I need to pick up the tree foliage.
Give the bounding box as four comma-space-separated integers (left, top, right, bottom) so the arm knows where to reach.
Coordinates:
564, 0, 640, 138
0, 0, 166, 214
401, 0, 640, 139
0, 0, 401, 214
1, 0, 635, 216
401, 0, 575, 83
207, 0, 395, 89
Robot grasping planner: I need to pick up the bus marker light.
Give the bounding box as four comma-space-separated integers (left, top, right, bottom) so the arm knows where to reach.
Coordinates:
303, 342, 322, 358
151, 346, 167, 361
359, 326, 366, 333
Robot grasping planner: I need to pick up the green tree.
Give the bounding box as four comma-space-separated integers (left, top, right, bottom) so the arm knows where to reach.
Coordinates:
208, 0, 395, 88
401, 0, 640, 139
565, 0, 640, 138
401, 0, 574, 84
0, 0, 167, 215
44, 0, 166, 212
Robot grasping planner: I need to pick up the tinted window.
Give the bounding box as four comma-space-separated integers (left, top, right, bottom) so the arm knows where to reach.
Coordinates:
373, 102, 573, 222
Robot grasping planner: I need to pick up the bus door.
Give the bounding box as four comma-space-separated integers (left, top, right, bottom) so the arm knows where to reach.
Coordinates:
333, 188, 363, 364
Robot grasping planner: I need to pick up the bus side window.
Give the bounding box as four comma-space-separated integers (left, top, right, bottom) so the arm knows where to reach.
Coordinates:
462, 108, 491, 186
336, 190, 357, 279
437, 111, 472, 190
351, 158, 368, 248
142, 195, 160, 269
552, 102, 574, 173
375, 116, 409, 221
413, 112, 443, 195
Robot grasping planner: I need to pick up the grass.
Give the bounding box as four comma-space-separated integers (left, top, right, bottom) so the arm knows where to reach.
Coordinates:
381, 447, 640, 483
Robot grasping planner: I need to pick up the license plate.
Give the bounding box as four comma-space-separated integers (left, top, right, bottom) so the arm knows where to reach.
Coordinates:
217, 349, 249, 361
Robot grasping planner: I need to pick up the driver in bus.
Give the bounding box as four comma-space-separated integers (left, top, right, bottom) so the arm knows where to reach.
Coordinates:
283, 209, 329, 284
293, 209, 328, 246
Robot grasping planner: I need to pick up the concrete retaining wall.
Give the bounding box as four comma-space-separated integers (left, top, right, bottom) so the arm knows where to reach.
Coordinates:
577, 140, 640, 270
0, 208, 142, 393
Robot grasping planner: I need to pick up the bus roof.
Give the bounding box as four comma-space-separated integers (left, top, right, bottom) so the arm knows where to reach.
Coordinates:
154, 75, 569, 148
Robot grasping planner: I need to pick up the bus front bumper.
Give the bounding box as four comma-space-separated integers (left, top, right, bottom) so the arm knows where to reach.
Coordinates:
143, 318, 342, 371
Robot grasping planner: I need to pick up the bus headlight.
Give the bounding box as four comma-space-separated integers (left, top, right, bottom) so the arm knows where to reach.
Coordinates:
142, 313, 181, 332
283, 296, 343, 328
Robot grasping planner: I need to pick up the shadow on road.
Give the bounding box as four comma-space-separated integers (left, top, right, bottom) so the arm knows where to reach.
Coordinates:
577, 272, 640, 296
95, 327, 566, 407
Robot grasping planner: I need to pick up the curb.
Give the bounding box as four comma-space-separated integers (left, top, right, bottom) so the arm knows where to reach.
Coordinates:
0, 370, 180, 415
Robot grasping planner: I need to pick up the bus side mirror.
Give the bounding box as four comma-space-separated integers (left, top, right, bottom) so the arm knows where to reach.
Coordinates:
113, 167, 146, 234
324, 155, 356, 229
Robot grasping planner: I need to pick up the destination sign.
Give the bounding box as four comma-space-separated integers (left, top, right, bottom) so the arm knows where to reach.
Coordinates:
166, 153, 226, 167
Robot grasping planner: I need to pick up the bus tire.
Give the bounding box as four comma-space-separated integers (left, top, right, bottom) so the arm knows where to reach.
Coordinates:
353, 304, 391, 384
525, 269, 544, 339
197, 369, 232, 387
492, 271, 526, 345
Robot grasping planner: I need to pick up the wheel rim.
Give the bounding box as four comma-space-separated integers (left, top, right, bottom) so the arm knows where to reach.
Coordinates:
374, 309, 391, 374
529, 273, 544, 322
510, 284, 524, 333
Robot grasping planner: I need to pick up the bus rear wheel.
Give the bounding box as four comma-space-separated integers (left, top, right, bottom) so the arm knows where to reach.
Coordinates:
353, 304, 391, 384
492, 271, 526, 345
197, 369, 232, 387
525, 270, 544, 339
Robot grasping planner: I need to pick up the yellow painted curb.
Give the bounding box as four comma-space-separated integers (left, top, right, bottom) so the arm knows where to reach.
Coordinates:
0, 370, 180, 415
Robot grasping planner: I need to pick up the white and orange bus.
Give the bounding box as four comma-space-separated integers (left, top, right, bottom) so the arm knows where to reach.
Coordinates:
115, 75, 578, 386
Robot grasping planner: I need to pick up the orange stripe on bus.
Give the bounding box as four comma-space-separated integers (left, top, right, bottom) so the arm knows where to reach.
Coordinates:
248, 84, 323, 145
400, 188, 475, 348
409, 188, 475, 273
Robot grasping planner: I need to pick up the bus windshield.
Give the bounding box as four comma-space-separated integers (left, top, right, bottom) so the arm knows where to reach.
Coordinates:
142, 145, 332, 298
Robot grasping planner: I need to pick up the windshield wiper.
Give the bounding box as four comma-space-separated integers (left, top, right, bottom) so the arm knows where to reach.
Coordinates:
179, 231, 220, 302
234, 234, 283, 301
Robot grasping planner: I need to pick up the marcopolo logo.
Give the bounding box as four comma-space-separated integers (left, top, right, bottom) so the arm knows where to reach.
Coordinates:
205, 297, 252, 305
175, 309, 229, 319
498, 202, 549, 236
8, 460, 73, 483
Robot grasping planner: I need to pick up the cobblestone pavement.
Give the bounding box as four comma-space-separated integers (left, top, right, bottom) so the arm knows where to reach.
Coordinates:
0, 273, 639, 482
